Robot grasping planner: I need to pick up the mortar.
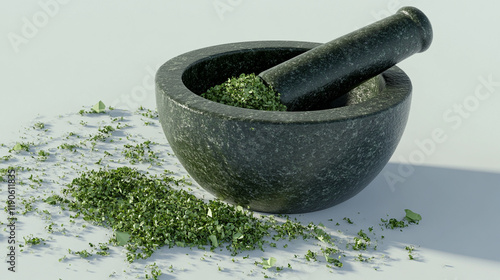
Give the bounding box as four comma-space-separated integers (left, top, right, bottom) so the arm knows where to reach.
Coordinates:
156, 40, 412, 213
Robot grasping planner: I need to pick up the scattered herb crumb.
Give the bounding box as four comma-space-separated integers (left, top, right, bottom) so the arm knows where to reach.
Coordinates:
33, 122, 45, 129
406, 245, 415, 260
305, 250, 317, 262
343, 217, 353, 224
24, 235, 46, 246
145, 262, 162, 280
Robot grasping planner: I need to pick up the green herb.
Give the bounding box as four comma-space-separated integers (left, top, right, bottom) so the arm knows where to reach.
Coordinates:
137, 107, 159, 119
89, 126, 115, 142
380, 218, 407, 229
355, 253, 373, 262
33, 122, 45, 129
201, 73, 287, 111
271, 216, 309, 241
37, 150, 50, 161
145, 262, 162, 280
2, 155, 13, 161
12, 142, 30, 152
405, 245, 415, 260
54, 166, 349, 264
381, 210, 422, 230
322, 247, 343, 267
305, 250, 317, 261
404, 209, 422, 224
46, 222, 56, 233
122, 141, 159, 164
24, 235, 45, 246
20, 196, 36, 214
115, 231, 131, 246
99, 125, 115, 134
73, 249, 92, 258
92, 101, 106, 113
28, 174, 43, 185
59, 167, 270, 262
258, 257, 277, 269
351, 229, 370, 251
343, 217, 353, 224
44, 195, 65, 205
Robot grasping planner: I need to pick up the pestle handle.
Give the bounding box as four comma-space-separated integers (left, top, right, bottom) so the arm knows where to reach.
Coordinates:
258, 6, 433, 111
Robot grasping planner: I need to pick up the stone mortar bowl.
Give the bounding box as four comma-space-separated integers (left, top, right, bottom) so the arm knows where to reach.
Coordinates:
156, 41, 411, 214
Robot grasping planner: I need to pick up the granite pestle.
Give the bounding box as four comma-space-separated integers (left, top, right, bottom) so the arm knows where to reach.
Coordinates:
258, 6, 433, 111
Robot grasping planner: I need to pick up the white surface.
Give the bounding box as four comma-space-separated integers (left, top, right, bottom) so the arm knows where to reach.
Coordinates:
1, 0, 500, 279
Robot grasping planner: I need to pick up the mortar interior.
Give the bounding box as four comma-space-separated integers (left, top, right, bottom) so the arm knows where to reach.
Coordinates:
181, 47, 384, 111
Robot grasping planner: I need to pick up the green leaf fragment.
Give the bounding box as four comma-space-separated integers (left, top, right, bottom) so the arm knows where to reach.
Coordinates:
232, 232, 244, 240
92, 100, 106, 113
261, 257, 277, 269
209, 234, 218, 247
44, 195, 58, 205
404, 209, 422, 223
116, 231, 131, 246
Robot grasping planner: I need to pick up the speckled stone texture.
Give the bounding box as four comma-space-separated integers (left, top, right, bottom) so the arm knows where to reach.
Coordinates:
156, 41, 412, 214
259, 6, 432, 111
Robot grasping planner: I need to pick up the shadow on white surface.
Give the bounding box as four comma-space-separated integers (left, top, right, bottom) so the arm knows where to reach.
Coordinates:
316, 163, 500, 263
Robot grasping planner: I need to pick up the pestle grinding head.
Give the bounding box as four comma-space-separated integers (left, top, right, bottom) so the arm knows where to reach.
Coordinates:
398, 6, 433, 52
258, 6, 433, 111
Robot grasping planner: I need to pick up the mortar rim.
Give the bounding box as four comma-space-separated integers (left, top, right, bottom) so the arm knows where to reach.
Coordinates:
155, 40, 412, 124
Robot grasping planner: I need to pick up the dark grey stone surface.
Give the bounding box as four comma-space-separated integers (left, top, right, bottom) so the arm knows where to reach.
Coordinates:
259, 6, 432, 111
156, 41, 412, 214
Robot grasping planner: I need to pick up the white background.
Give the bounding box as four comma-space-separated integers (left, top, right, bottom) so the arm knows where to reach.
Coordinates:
1, 0, 500, 279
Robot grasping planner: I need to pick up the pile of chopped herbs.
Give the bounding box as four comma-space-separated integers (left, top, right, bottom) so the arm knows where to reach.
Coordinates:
51, 167, 263, 261
201, 73, 287, 111
48, 166, 344, 263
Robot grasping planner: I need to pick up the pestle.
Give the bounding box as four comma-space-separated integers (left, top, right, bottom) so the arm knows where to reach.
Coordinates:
258, 6, 433, 111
